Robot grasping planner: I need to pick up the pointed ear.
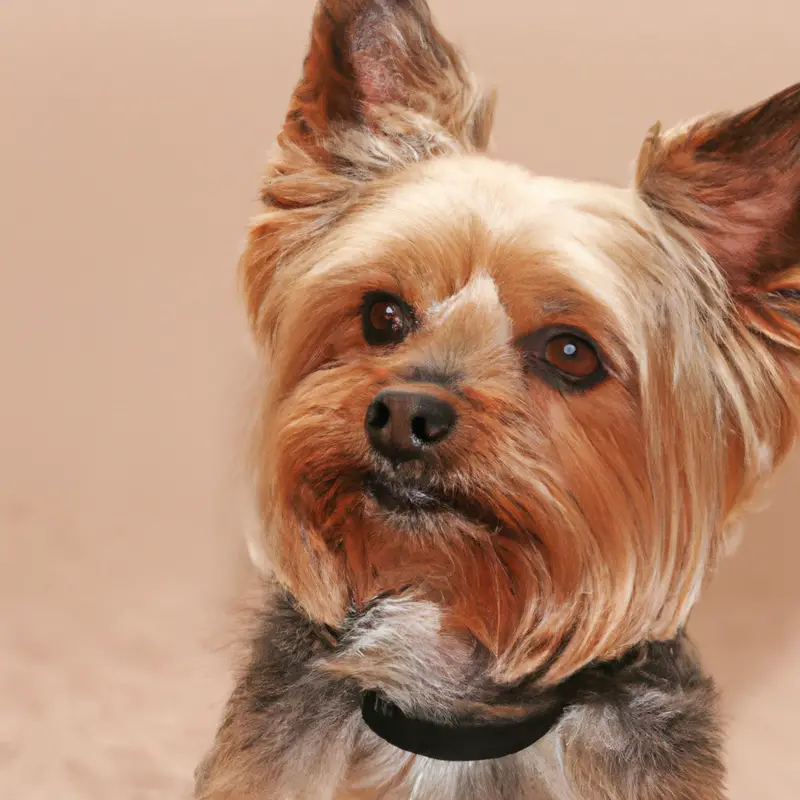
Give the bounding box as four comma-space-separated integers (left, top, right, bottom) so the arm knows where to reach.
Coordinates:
282, 0, 495, 162
242, 2, 493, 344
637, 83, 800, 352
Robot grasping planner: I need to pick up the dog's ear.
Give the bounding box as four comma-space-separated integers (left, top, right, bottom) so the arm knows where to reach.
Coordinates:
637, 83, 800, 354
242, 1, 493, 343
281, 0, 495, 165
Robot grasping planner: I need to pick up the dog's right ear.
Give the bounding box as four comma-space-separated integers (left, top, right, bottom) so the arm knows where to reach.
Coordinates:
281, 0, 495, 165
242, 1, 494, 342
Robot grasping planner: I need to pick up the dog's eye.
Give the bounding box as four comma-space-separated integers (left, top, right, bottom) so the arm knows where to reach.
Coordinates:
544, 334, 599, 378
362, 292, 413, 346
518, 326, 607, 390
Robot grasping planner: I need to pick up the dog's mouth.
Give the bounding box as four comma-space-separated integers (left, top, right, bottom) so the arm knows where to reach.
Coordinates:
366, 475, 444, 513
364, 474, 508, 534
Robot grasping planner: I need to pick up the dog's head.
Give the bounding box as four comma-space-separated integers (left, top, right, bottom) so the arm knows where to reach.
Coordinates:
242, 0, 800, 683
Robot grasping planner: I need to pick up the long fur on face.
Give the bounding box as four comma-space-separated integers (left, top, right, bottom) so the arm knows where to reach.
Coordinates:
240, 0, 799, 681
201, 1, 799, 797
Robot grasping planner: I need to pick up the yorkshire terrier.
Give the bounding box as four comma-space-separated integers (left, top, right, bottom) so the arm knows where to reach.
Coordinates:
196, 1, 799, 798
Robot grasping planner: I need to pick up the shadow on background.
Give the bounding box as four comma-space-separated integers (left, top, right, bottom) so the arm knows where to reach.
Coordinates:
691, 451, 800, 795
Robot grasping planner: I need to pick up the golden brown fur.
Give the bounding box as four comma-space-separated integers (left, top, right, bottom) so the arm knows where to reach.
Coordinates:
198, 1, 799, 797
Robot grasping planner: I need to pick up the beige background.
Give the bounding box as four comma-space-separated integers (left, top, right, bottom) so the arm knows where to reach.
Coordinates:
1, 1, 798, 798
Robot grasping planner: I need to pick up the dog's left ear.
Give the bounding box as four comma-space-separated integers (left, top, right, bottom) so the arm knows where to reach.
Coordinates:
637, 83, 800, 354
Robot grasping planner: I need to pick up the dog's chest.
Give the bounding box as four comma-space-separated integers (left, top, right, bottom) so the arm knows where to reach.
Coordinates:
337, 727, 575, 800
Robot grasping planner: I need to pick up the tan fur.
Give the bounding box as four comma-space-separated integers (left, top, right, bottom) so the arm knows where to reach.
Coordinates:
200, 1, 800, 797
246, 147, 798, 684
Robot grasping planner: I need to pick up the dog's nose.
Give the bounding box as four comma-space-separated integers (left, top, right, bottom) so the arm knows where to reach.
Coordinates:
365, 388, 457, 461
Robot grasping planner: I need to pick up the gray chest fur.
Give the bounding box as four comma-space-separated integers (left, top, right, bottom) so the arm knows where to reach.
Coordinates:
196, 591, 725, 800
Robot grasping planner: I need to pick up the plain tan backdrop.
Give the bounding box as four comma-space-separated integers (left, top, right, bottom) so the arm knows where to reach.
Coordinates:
1, 1, 798, 798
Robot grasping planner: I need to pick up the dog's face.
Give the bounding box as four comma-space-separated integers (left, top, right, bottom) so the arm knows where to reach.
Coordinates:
242, 1, 800, 682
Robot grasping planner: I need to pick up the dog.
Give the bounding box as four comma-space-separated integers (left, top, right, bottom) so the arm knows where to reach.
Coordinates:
195, 1, 800, 797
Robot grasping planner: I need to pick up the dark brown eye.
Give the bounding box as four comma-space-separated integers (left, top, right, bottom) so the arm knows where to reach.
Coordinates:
544, 334, 599, 378
362, 292, 413, 346
518, 326, 607, 390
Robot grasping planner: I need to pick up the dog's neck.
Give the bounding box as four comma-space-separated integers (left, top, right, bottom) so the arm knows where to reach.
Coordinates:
195, 585, 723, 800
285, 589, 678, 763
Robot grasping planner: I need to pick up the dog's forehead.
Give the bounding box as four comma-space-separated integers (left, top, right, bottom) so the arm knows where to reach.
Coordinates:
319, 155, 646, 314
373, 156, 598, 232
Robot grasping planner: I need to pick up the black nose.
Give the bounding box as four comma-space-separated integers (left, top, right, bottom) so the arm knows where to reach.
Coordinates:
365, 388, 457, 461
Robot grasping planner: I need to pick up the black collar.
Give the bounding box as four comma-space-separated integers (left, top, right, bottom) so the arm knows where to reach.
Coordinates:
283, 591, 671, 763
361, 690, 569, 762
359, 643, 647, 762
